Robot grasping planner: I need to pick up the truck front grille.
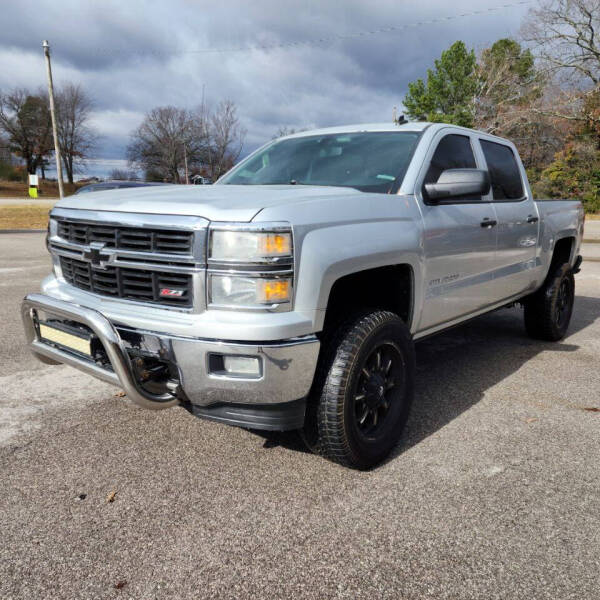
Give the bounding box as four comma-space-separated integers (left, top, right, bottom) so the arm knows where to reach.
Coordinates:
57, 221, 193, 255
59, 256, 192, 307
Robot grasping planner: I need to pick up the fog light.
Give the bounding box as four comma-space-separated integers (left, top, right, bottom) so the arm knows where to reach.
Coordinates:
223, 355, 261, 376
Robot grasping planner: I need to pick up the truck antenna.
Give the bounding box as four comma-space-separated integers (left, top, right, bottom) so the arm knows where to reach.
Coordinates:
393, 109, 408, 125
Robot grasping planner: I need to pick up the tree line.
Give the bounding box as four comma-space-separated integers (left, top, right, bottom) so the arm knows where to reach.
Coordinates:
2, 0, 599, 207
126, 100, 246, 182
403, 0, 600, 213
0, 84, 246, 185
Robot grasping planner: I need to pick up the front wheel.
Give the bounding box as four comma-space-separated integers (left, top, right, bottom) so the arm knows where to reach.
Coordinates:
524, 262, 575, 341
303, 310, 415, 470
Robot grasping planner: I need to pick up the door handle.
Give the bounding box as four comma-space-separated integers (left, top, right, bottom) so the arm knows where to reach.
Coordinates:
527, 215, 539, 224
480, 218, 497, 228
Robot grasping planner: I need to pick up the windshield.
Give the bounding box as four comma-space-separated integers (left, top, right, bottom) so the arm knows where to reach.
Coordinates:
218, 131, 421, 193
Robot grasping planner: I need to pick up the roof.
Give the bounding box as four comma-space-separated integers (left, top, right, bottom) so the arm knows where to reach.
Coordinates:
280, 121, 515, 147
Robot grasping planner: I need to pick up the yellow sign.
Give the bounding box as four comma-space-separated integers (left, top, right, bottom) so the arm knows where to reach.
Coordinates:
28, 186, 38, 198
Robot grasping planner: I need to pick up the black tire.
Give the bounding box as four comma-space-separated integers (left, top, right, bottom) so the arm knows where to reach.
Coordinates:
524, 262, 575, 341
302, 310, 415, 470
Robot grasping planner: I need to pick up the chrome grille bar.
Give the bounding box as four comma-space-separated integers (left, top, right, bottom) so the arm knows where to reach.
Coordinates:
48, 208, 208, 311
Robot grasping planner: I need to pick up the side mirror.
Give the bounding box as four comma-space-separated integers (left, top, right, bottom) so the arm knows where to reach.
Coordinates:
424, 168, 490, 202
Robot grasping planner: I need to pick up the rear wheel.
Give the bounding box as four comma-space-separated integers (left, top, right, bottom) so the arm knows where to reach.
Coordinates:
302, 310, 415, 470
524, 263, 575, 341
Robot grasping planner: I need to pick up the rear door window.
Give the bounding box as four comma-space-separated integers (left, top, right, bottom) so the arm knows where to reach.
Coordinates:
480, 140, 524, 200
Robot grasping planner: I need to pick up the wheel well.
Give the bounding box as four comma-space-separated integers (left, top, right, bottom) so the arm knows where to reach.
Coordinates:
550, 237, 574, 273
322, 265, 413, 333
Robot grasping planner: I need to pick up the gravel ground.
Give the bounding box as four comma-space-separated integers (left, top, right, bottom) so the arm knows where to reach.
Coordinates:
1, 233, 599, 600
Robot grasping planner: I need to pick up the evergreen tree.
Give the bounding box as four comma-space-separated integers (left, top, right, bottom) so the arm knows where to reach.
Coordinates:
403, 41, 478, 127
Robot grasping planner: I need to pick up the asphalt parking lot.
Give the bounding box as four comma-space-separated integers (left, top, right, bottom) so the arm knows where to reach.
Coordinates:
1, 233, 599, 600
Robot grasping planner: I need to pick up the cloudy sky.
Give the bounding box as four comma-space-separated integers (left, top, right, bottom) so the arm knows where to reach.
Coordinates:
1, 0, 531, 163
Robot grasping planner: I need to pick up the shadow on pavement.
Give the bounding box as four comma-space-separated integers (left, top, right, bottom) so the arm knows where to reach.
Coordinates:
257, 295, 600, 462
395, 294, 599, 458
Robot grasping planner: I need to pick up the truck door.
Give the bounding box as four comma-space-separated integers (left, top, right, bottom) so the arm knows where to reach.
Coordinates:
478, 138, 538, 300
416, 132, 499, 332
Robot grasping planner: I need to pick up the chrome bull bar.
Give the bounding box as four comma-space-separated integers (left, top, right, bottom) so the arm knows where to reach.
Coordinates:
21, 293, 178, 410
21, 293, 321, 413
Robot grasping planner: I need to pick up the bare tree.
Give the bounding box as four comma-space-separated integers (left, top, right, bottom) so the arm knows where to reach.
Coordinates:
522, 0, 600, 84
127, 106, 208, 182
109, 168, 138, 181
55, 83, 97, 184
273, 126, 308, 139
475, 39, 542, 132
521, 0, 600, 126
0, 88, 52, 174
206, 100, 246, 179
472, 38, 567, 168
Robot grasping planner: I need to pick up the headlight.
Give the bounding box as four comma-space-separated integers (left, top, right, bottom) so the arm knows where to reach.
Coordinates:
210, 275, 292, 307
210, 229, 292, 262
207, 223, 294, 310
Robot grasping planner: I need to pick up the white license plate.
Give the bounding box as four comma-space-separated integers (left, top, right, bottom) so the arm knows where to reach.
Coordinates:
39, 323, 92, 356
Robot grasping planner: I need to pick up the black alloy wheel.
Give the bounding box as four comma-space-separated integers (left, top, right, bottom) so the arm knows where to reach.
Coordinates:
353, 342, 405, 440
302, 310, 415, 470
524, 262, 575, 341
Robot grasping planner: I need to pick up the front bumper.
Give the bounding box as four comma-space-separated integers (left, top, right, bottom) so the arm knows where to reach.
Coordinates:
21, 293, 320, 429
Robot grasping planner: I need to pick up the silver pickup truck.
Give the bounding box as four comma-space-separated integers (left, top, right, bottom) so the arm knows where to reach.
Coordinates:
22, 122, 584, 469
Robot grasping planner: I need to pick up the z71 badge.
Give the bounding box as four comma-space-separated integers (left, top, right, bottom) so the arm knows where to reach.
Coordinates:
159, 288, 185, 297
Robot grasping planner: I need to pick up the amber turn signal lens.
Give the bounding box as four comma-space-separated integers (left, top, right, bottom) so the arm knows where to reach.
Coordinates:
258, 233, 292, 256
210, 230, 292, 261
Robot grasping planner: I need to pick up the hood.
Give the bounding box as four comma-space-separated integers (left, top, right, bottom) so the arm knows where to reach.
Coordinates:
55, 184, 362, 222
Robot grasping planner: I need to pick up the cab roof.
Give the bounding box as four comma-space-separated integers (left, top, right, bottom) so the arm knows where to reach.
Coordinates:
281, 121, 513, 147
282, 122, 431, 139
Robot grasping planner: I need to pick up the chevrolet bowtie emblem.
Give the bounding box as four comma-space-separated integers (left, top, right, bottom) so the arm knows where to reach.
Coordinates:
83, 242, 110, 269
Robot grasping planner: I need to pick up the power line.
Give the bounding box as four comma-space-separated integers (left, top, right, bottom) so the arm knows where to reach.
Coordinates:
179, 1, 534, 55
101, 1, 534, 57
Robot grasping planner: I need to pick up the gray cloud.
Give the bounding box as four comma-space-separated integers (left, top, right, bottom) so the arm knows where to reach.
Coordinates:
0, 0, 530, 159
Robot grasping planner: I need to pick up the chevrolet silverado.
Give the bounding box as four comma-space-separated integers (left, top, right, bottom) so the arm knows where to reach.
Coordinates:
22, 122, 584, 469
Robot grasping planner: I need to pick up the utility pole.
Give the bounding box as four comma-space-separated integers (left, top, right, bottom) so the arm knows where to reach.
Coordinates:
42, 40, 64, 199
201, 84, 213, 180
183, 143, 189, 184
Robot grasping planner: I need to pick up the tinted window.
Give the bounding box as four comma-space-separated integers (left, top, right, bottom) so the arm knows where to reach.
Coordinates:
423, 134, 476, 186
218, 132, 421, 193
480, 140, 524, 200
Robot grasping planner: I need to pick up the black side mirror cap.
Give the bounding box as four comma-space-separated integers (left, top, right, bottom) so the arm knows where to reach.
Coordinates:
424, 168, 491, 202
